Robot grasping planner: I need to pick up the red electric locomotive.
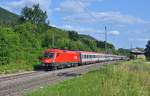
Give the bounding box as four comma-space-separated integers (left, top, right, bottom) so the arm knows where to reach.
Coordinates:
40, 49, 80, 69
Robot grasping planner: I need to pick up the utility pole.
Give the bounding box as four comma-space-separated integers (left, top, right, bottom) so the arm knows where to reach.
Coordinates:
105, 26, 107, 53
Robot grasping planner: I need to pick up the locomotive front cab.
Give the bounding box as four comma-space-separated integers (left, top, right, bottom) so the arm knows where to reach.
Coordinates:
40, 52, 55, 64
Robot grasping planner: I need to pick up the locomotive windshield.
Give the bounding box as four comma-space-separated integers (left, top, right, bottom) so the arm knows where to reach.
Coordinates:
44, 52, 54, 58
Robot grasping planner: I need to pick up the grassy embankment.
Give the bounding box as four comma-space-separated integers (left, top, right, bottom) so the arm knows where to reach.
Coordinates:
26, 59, 150, 96
0, 49, 42, 74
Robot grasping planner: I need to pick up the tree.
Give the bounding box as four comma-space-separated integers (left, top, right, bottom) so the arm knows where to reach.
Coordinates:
68, 31, 79, 41
145, 40, 150, 60
118, 48, 130, 56
21, 4, 48, 25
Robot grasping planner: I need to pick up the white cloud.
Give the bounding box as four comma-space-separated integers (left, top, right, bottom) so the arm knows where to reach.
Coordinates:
1, 0, 52, 15
55, 0, 147, 25
62, 11, 147, 25
54, 24, 120, 37
93, 11, 147, 25
129, 38, 149, 42
137, 38, 149, 42
55, 0, 86, 13
132, 27, 150, 34
55, 0, 103, 14
109, 30, 120, 36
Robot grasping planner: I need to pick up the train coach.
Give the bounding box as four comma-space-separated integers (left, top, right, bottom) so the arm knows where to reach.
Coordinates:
39, 48, 127, 70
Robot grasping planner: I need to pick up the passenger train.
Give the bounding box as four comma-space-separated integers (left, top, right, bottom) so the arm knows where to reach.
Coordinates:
39, 48, 128, 70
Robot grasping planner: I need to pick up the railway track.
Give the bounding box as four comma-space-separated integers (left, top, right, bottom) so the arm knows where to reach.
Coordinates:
0, 61, 123, 96
0, 71, 44, 82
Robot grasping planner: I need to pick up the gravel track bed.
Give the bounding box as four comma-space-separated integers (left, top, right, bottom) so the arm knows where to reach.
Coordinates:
0, 61, 119, 96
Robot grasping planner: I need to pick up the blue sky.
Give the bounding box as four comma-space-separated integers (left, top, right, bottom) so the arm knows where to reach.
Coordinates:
0, 0, 150, 49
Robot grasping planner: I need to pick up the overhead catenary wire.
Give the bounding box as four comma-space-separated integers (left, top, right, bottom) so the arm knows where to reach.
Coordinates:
75, 0, 108, 53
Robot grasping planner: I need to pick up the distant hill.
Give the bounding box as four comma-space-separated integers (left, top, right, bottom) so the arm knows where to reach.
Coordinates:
79, 34, 96, 40
0, 7, 19, 25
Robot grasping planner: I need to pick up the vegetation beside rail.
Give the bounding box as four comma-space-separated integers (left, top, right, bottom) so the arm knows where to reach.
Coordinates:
26, 59, 150, 96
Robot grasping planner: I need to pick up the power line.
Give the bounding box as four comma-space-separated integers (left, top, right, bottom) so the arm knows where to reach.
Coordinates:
75, 0, 108, 53
75, 0, 97, 22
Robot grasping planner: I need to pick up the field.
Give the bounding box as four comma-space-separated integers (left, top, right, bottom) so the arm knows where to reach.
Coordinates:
26, 59, 150, 96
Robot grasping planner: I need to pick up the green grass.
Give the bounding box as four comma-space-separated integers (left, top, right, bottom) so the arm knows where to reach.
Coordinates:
26, 59, 150, 96
0, 49, 41, 74
0, 63, 33, 74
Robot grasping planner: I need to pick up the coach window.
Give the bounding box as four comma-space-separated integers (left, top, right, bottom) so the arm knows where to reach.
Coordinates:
84, 55, 86, 59
88, 55, 90, 59
97, 55, 98, 58
86, 55, 87, 59
82, 55, 84, 58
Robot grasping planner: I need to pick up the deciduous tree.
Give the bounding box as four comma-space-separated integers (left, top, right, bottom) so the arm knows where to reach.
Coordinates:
145, 40, 150, 60
21, 4, 48, 25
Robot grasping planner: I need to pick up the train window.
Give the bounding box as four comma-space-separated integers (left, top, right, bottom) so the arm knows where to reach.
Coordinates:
44, 52, 54, 58
86, 55, 88, 59
83, 55, 85, 59
90, 55, 92, 58
88, 55, 90, 58
81, 55, 84, 58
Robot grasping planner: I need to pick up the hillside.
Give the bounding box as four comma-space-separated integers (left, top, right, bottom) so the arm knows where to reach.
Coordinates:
0, 7, 19, 25
79, 34, 96, 41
